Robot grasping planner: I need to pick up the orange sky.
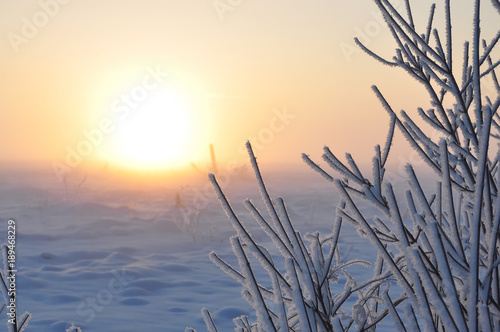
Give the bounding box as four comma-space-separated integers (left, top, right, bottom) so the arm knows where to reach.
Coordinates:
1, 0, 499, 178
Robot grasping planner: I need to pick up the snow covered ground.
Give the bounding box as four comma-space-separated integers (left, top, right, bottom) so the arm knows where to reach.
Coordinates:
0, 163, 392, 331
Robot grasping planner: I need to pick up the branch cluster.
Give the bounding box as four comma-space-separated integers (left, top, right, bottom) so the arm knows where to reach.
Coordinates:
199, 0, 500, 331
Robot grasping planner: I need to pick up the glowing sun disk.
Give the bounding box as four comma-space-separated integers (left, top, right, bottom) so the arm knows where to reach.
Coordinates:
110, 91, 192, 169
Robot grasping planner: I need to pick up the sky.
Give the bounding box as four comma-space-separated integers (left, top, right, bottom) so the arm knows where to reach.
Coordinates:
1, 0, 499, 179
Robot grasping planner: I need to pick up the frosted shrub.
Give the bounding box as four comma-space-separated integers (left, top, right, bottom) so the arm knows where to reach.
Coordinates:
200, 0, 500, 331
201, 142, 387, 331
302, 0, 500, 331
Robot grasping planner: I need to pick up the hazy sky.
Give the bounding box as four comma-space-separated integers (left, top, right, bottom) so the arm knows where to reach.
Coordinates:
1, 1, 499, 175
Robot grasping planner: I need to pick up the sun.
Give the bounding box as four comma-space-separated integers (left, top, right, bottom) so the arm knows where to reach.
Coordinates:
109, 89, 193, 170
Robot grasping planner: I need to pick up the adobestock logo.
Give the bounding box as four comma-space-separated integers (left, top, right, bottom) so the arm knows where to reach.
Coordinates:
235, 107, 295, 155
339, 0, 404, 63
51, 66, 169, 182
213, 0, 244, 21
189, 107, 296, 211
75, 268, 135, 324
7, 0, 72, 54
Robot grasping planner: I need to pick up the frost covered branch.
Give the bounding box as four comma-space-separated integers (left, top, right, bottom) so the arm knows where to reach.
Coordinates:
305, 0, 500, 331
197, 0, 500, 331
199, 142, 386, 331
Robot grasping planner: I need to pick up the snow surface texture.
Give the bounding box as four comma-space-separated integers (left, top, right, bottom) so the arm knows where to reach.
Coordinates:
0, 166, 386, 331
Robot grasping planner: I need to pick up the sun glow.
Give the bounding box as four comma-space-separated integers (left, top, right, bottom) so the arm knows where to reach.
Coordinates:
108, 89, 194, 170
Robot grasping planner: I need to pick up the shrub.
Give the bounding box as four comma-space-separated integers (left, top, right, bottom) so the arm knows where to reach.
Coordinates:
201, 0, 500, 331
